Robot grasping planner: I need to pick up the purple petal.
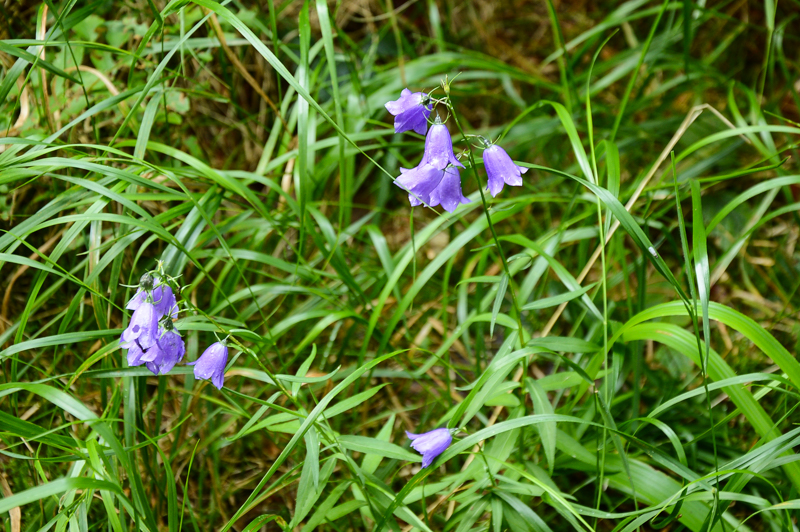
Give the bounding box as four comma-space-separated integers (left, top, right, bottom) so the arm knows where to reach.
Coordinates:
406, 428, 452, 468
152, 285, 177, 319
122, 302, 158, 349
384, 88, 416, 114
156, 330, 186, 374
126, 288, 146, 310
211, 371, 225, 390
421, 124, 463, 171
401, 168, 424, 207
384, 89, 432, 134
483, 145, 526, 197
192, 342, 229, 389
395, 164, 445, 207
394, 107, 431, 136
429, 166, 471, 213
125, 340, 146, 366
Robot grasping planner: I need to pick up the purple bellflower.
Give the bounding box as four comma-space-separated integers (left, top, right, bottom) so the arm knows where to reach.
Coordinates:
189, 341, 229, 390
126, 273, 156, 310
421, 118, 463, 171
399, 165, 470, 213
121, 301, 159, 350
395, 164, 445, 207
482, 142, 528, 197
128, 282, 178, 320
406, 428, 452, 468
429, 166, 471, 213
385, 88, 432, 135
153, 285, 178, 320
154, 326, 186, 374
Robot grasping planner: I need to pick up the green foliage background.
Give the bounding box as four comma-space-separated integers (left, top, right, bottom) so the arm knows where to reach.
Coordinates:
1, 0, 800, 530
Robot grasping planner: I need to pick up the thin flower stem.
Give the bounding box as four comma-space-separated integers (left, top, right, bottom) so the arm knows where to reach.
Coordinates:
446, 101, 525, 343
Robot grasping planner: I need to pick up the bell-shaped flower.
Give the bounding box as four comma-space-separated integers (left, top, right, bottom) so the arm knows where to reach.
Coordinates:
429, 166, 471, 213
121, 302, 158, 350
395, 164, 445, 207
189, 341, 229, 390
406, 428, 452, 468
153, 285, 178, 319
154, 326, 186, 375
482, 143, 528, 197
421, 119, 464, 171
385, 88, 432, 135
128, 283, 178, 320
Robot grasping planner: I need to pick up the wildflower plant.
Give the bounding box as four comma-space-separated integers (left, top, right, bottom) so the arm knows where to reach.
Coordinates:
119, 266, 230, 384
387, 82, 528, 216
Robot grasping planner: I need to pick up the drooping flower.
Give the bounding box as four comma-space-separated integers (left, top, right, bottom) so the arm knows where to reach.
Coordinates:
429, 166, 471, 213
153, 285, 178, 320
482, 143, 528, 197
406, 428, 452, 468
395, 164, 445, 207
128, 282, 178, 320
385, 88, 432, 135
421, 118, 463, 171
121, 302, 159, 350
189, 341, 229, 390
154, 325, 186, 375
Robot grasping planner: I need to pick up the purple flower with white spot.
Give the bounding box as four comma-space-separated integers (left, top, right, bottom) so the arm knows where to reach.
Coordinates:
482, 142, 528, 197
406, 428, 452, 468
395, 164, 445, 207
385, 88, 433, 135
429, 166, 471, 213
121, 301, 159, 350
421, 118, 463, 171
189, 341, 229, 390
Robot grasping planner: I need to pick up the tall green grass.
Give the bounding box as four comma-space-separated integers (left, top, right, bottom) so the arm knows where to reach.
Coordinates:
1, 1, 800, 531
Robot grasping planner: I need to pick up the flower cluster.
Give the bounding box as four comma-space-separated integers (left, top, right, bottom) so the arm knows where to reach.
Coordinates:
395, 115, 472, 213
119, 270, 230, 390
384, 87, 528, 210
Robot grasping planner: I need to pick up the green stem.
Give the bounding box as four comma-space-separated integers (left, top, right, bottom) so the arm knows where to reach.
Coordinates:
446, 101, 526, 343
